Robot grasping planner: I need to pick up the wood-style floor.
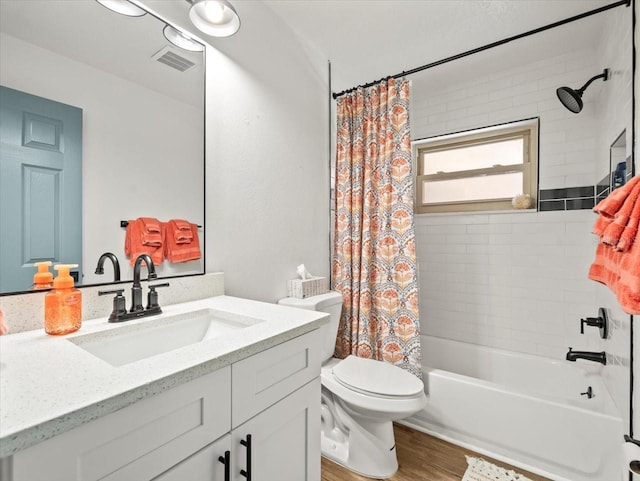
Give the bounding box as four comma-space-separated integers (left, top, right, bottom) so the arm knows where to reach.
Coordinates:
321, 423, 551, 481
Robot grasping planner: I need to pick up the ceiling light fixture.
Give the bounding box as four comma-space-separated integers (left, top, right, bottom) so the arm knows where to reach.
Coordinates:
96, 0, 146, 17
188, 0, 240, 37
163, 25, 205, 52
556, 69, 609, 114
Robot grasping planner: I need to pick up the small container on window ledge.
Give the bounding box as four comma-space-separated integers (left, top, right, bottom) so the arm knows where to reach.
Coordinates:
512, 194, 534, 209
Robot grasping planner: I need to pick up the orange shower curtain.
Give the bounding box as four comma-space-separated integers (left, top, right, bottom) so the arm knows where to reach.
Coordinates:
332, 78, 421, 377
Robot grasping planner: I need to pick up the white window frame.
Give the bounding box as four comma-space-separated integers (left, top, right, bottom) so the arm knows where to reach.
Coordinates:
413, 118, 539, 214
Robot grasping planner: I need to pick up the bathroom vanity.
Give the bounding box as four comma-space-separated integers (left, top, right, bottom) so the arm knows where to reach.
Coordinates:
0, 295, 327, 481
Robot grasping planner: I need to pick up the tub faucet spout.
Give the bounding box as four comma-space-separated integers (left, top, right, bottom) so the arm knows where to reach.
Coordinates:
565, 347, 606, 365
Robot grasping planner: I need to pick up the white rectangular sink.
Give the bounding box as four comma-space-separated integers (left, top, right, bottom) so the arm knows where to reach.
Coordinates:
68, 308, 263, 367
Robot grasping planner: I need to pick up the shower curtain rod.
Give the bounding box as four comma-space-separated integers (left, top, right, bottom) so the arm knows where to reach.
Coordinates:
331, 0, 631, 100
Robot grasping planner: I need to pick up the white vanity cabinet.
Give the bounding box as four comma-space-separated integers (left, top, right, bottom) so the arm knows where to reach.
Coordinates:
12, 367, 232, 481
10, 329, 321, 481
230, 330, 321, 481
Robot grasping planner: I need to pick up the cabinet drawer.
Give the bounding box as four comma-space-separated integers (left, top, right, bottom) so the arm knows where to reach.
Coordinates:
232, 329, 321, 427
13, 367, 231, 481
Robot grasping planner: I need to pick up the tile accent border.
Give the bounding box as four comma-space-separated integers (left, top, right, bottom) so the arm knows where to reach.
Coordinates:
539, 185, 596, 212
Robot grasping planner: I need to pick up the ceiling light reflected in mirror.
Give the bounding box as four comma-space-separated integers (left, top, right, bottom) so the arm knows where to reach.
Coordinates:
163, 25, 204, 52
96, 0, 146, 17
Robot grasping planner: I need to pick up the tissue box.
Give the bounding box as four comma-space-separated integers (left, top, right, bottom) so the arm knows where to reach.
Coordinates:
287, 277, 329, 298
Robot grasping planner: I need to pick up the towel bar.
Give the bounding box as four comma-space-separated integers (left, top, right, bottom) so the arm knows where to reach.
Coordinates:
120, 220, 202, 229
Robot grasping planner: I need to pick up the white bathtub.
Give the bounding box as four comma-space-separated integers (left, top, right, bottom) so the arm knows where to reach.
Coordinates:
403, 336, 624, 481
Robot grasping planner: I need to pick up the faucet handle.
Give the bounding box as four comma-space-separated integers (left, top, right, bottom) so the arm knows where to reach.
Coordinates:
98, 288, 125, 296
579, 308, 608, 339
99, 289, 127, 323
147, 282, 169, 310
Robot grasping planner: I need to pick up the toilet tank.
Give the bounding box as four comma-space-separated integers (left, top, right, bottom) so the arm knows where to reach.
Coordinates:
278, 291, 343, 363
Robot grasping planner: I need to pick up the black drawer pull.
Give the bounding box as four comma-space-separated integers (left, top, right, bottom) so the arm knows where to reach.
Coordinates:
239, 434, 252, 480
218, 450, 230, 481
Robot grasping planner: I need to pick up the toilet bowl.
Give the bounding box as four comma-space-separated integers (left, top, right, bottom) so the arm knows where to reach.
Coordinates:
278, 291, 426, 479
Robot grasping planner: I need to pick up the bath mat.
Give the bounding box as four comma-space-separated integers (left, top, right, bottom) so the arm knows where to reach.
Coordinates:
461, 456, 533, 481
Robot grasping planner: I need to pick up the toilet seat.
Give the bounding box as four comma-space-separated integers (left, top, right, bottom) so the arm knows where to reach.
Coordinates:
332, 355, 423, 398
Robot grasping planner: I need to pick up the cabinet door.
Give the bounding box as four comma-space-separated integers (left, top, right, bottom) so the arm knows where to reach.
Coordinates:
12, 368, 231, 481
232, 378, 320, 481
152, 434, 231, 481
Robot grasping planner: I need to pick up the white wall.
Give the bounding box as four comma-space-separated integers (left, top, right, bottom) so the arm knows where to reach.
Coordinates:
410, 5, 633, 427
204, 3, 329, 302
0, 32, 204, 284
144, 0, 330, 303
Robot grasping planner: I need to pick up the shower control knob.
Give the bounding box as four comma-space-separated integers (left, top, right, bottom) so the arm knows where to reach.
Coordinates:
579, 308, 608, 339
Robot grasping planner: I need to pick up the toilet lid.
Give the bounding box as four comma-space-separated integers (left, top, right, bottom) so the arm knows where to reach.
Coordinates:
332, 355, 423, 397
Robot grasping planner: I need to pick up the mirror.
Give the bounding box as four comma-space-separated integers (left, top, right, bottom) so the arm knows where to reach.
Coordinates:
0, 0, 205, 294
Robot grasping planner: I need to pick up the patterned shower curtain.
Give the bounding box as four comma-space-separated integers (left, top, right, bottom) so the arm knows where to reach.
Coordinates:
332, 78, 421, 378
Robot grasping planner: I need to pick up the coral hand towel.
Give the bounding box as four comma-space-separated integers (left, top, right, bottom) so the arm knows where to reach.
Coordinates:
140, 217, 161, 232
138, 217, 162, 246
164, 220, 201, 263
172, 219, 191, 231
589, 175, 640, 314
125, 218, 165, 266
170, 218, 194, 244
594, 175, 640, 218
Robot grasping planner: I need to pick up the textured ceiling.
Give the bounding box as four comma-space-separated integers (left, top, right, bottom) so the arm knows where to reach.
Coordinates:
263, 0, 614, 92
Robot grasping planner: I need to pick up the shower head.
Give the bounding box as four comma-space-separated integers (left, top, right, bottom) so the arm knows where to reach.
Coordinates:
556, 69, 609, 114
556, 86, 583, 113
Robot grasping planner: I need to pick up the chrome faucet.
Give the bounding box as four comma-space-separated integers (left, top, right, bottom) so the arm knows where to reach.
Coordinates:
131, 254, 157, 313
95, 252, 121, 282
566, 347, 606, 365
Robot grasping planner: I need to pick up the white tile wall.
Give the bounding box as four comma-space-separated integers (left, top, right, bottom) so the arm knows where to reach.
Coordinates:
411, 5, 633, 427
411, 46, 601, 191
415, 210, 601, 358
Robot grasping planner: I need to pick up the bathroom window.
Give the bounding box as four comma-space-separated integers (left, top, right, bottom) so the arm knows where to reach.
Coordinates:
413, 118, 538, 213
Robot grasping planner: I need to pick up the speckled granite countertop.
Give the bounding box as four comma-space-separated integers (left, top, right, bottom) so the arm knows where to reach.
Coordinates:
0, 295, 328, 458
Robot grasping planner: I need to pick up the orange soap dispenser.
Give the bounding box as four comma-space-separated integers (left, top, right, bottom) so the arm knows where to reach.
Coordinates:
45, 264, 82, 335
32, 261, 54, 290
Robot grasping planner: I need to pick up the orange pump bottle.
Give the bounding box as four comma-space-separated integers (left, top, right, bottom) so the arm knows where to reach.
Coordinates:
32, 261, 54, 290
44, 264, 82, 335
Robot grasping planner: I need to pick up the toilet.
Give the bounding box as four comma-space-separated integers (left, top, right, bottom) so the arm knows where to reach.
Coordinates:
279, 291, 426, 479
